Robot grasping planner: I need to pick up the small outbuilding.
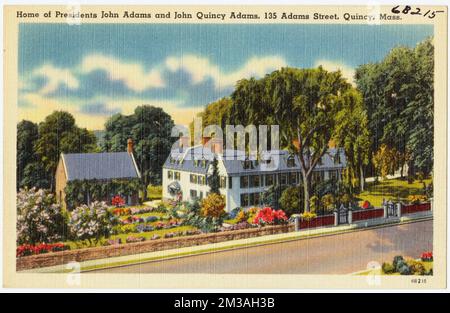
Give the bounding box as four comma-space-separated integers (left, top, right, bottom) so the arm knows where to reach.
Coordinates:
55, 139, 141, 208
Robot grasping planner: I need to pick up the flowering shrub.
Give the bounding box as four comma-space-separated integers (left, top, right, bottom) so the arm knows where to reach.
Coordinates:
112, 208, 131, 216
117, 224, 137, 234
407, 195, 427, 204
145, 216, 159, 223
360, 200, 372, 209
68, 201, 118, 245
300, 212, 317, 221
252, 207, 288, 226
104, 239, 122, 246
236, 210, 249, 223
125, 236, 145, 243
135, 224, 154, 233
111, 195, 126, 207
421, 251, 433, 262
16, 243, 69, 258
16, 188, 67, 245
120, 216, 144, 225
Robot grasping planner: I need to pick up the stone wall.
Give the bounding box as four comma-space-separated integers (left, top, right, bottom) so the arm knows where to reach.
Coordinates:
17, 224, 294, 271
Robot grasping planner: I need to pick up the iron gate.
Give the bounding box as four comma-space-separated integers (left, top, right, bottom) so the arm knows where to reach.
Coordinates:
387, 201, 397, 217
338, 204, 348, 224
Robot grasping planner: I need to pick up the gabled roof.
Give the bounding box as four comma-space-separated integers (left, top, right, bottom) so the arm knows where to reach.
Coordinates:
163, 146, 346, 176
61, 152, 141, 181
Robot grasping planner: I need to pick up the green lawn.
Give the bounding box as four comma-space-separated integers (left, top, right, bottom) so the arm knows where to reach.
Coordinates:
65, 225, 197, 249
147, 185, 162, 200
355, 178, 432, 207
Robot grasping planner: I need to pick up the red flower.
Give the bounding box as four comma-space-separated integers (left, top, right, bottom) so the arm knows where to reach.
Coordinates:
112, 195, 126, 207
252, 207, 287, 225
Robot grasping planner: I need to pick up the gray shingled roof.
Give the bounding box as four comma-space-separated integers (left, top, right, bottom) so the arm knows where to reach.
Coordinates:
62, 152, 140, 181
163, 146, 346, 176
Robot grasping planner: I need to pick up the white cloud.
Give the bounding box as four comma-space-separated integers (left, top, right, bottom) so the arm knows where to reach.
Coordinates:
166, 54, 287, 89
81, 54, 165, 91
32, 64, 80, 95
314, 60, 355, 85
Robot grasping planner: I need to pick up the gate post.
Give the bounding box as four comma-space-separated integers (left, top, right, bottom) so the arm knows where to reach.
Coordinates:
348, 207, 353, 224
396, 202, 402, 217
333, 205, 339, 226
382, 198, 387, 219
294, 215, 300, 231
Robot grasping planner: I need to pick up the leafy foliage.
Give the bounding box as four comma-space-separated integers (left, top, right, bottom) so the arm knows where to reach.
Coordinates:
34, 111, 97, 190
64, 178, 141, 209
355, 38, 434, 177
208, 157, 220, 194
102, 105, 176, 197
229, 67, 355, 212
17, 120, 39, 189
201, 193, 226, 218
279, 186, 303, 216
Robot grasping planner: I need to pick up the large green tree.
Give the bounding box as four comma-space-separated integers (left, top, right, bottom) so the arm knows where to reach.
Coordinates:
229, 67, 353, 212
332, 89, 371, 191
17, 120, 39, 189
355, 37, 434, 177
34, 111, 97, 190
103, 105, 175, 199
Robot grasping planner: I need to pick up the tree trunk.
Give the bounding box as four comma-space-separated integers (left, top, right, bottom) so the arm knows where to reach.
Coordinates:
302, 175, 311, 212
359, 165, 365, 191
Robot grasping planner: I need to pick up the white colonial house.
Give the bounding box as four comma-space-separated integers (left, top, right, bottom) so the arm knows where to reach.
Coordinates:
162, 144, 346, 212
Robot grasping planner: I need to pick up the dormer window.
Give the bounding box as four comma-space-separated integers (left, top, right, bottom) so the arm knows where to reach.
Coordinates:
242, 158, 254, 170
287, 155, 296, 168
318, 157, 323, 166
202, 159, 207, 168
334, 153, 341, 165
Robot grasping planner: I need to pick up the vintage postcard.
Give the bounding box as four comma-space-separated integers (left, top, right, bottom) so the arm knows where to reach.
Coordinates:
3, 4, 447, 290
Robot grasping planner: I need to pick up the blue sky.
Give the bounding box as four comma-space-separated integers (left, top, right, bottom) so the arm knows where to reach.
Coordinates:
18, 23, 433, 129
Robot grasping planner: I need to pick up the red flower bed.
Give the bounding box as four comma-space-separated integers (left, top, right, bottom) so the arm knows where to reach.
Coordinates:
16, 243, 69, 258
252, 207, 287, 225
112, 195, 126, 207
421, 251, 433, 262
361, 200, 371, 209
112, 208, 131, 216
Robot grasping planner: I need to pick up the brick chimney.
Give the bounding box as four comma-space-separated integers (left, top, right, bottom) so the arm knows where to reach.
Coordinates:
127, 138, 134, 154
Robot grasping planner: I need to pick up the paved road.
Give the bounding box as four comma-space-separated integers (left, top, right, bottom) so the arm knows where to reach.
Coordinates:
92, 220, 432, 274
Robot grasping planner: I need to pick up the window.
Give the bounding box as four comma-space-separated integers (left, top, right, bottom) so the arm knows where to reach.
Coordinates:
249, 175, 260, 188
312, 171, 324, 183
220, 176, 227, 189
289, 172, 297, 185
240, 176, 249, 188
198, 176, 206, 185
190, 190, 198, 199
318, 157, 323, 166
280, 173, 288, 185
202, 159, 207, 168
240, 193, 249, 207
287, 155, 296, 168
265, 174, 274, 186
199, 191, 204, 199
250, 192, 261, 206
194, 160, 199, 167
168, 170, 173, 179
334, 153, 341, 165
242, 159, 254, 170
228, 176, 233, 189
190, 174, 198, 184
174, 172, 180, 180
329, 170, 338, 180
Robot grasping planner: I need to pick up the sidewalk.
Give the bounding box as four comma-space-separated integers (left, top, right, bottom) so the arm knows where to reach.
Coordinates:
24, 211, 432, 273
